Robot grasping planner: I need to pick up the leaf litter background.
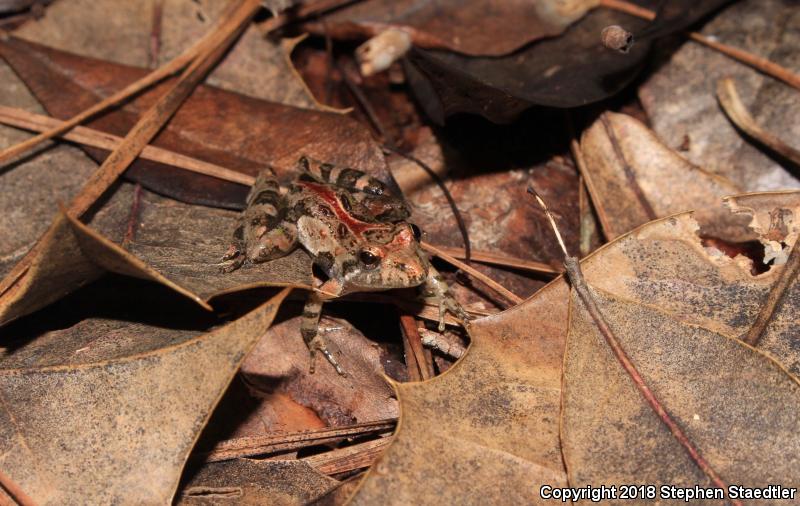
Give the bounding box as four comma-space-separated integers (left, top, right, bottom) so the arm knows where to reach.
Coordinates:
0, 0, 800, 504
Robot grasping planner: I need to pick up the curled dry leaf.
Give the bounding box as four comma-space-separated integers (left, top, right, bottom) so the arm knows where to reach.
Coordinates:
0, 286, 290, 504
177, 459, 338, 506
349, 283, 569, 504
639, 0, 800, 191
352, 191, 800, 503
308, 0, 598, 57
402, 0, 732, 123
579, 111, 741, 240
0, 185, 312, 326
0, 60, 101, 280
0, 35, 393, 209
241, 315, 399, 426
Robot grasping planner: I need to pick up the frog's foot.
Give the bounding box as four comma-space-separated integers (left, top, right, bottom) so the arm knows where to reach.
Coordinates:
421, 266, 470, 331
436, 295, 470, 332
305, 333, 346, 376
301, 292, 346, 376
219, 243, 245, 273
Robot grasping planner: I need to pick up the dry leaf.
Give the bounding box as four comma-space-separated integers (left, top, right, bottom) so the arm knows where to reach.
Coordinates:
579, 112, 740, 240
0, 185, 311, 326
639, 0, 800, 191
14, 0, 315, 108
349, 282, 569, 504
0, 59, 100, 279
308, 0, 598, 57
563, 286, 800, 494
352, 190, 800, 503
403, 1, 731, 123
0, 35, 393, 209
177, 459, 338, 506
241, 314, 399, 426
0, 286, 289, 504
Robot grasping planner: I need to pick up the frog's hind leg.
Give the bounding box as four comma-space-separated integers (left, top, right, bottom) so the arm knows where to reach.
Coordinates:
300, 292, 345, 375
297, 156, 388, 196
221, 168, 297, 272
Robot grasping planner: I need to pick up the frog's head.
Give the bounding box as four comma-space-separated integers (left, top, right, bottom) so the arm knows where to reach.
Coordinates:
340, 222, 429, 292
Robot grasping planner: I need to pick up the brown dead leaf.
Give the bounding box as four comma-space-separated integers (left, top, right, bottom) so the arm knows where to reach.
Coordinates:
639, 0, 800, 191
177, 459, 338, 506
0, 286, 289, 504
563, 286, 800, 495
579, 112, 741, 240
241, 314, 399, 426
308, 0, 598, 57
349, 282, 569, 504
0, 35, 393, 209
351, 190, 800, 503
0, 59, 100, 280
0, 185, 312, 326
15, 0, 315, 108
402, 1, 732, 123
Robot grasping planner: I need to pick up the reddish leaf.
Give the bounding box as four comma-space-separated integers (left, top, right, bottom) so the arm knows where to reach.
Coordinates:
0, 36, 393, 209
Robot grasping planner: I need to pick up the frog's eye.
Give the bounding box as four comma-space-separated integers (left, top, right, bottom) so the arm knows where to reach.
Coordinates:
359, 249, 381, 268
410, 224, 422, 241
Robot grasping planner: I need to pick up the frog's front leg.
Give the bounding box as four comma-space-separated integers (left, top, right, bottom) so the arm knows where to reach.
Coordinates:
300, 291, 346, 376
221, 168, 298, 272
419, 265, 470, 331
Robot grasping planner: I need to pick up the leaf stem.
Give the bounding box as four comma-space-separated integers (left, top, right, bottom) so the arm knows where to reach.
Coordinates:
530, 186, 741, 504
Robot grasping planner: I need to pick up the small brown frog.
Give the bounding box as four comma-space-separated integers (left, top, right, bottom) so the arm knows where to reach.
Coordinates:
221, 157, 467, 374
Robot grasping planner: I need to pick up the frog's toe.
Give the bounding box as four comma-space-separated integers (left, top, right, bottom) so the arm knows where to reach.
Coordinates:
307, 335, 346, 376
219, 256, 245, 273
437, 297, 470, 331
221, 243, 241, 262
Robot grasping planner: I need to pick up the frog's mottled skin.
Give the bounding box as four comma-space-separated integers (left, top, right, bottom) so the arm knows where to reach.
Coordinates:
222, 157, 466, 374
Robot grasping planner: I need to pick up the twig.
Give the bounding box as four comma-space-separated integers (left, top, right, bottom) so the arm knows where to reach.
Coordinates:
421, 242, 523, 306
0, 468, 36, 506
528, 186, 741, 505
385, 146, 472, 265
427, 244, 557, 275
0, 106, 254, 185
400, 315, 433, 379
599, 0, 800, 91
336, 57, 389, 142
0, 0, 358, 168
400, 315, 422, 382
716, 78, 800, 167
197, 419, 396, 463
418, 327, 466, 359
0, 0, 260, 298
302, 437, 392, 475
0, 0, 241, 167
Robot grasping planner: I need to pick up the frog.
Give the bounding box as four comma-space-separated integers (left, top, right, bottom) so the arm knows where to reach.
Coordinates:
220, 156, 468, 375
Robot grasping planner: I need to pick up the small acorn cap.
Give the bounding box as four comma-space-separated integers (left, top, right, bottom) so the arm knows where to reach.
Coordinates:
601, 25, 634, 53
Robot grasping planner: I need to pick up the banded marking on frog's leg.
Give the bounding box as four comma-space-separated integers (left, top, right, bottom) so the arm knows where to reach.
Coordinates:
297, 156, 388, 196
419, 265, 470, 331
300, 291, 346, 375
243, 170, 298, 263
220, 220, 246, 273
